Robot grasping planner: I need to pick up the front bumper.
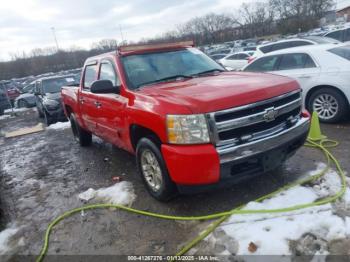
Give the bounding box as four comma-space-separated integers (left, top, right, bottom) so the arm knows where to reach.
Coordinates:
46, 106, 67, 120
161, 116, 310, 191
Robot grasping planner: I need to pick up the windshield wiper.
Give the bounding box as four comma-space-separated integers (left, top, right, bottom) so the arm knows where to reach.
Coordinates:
191, 69, 225, 77
138, 75, 193, 88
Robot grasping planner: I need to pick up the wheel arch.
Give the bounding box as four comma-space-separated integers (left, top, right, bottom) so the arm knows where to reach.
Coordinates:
130, 124, 162, 150
305, 85, 350, 110
64, 104, 73, 117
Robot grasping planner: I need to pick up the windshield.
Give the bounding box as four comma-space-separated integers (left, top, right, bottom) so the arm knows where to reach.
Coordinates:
42, 76, 76, 93
121, 48, 224, 89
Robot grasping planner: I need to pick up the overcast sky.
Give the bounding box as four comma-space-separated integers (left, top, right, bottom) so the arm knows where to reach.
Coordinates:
0, 0, 349, 61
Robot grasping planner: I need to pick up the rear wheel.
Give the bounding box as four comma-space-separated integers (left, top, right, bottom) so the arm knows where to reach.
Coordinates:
136, 138, 177, 201
70, 113, 92, 146
308, 88, 348, 123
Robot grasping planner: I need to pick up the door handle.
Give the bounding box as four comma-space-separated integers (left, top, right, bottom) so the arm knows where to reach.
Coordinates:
79, 98, 85, 104
94, 101, 102, 108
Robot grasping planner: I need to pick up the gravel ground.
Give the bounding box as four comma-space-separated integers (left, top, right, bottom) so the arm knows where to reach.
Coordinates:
0, 109, 349, 261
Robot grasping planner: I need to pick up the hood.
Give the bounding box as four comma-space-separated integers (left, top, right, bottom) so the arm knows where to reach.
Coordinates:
139, 72, 300, 113
45, 92, 61, 101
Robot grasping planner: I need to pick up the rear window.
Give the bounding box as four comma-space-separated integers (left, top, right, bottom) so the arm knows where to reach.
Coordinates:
328, 46, 350, 61
278, 53, 316, 70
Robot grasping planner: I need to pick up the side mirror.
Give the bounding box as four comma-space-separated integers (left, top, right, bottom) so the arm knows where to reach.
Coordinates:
34, 91, 41, 96
91, 80, 120, 94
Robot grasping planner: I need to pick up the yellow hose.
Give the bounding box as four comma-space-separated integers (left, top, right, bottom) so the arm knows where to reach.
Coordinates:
36, 138, 347, 262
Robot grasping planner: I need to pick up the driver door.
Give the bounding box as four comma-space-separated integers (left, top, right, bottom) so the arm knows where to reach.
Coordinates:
94, 59, 127, 148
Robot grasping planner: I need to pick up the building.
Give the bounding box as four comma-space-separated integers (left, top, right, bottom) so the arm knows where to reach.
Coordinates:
336, 4, 350, 22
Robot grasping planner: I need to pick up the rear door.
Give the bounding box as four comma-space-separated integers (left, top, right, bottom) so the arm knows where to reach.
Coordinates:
79, 62, 99, 133
274, 53, 321, 95
94, 59, 127, 147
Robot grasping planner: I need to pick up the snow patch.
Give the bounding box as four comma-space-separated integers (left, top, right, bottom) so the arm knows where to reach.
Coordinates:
216, 165, 349, 256
78, 181, 136, 206
47, 121, 70, 130
0, 225, 19, 255
4, 108, 30, 113
0, 114, 12, 120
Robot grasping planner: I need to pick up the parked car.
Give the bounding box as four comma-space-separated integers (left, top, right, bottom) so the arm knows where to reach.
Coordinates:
254, 37, 340, 58
218, 51, 255, 70
61, 41, 310, 201
15, 82, 36, 108
324, 27, 350, 43
0, 86, 10, 115
243, 44, 350, 123
34, 75, 77, 125
0, 81, 21, 106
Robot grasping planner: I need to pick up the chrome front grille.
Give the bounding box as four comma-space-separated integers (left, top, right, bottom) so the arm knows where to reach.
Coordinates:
207, 90, 302, 148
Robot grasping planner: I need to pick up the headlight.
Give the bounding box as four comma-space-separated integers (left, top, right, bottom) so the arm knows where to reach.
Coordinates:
166, 114, 210, 144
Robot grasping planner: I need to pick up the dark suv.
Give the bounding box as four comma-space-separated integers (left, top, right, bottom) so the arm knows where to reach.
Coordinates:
34, 75, 77, 125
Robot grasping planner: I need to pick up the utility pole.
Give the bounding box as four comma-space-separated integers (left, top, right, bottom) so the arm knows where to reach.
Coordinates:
119, 24, 125, 44
51, 27, 60, 52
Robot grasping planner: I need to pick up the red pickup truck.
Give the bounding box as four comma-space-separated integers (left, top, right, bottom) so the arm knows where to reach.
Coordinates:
61, 41, 310, 201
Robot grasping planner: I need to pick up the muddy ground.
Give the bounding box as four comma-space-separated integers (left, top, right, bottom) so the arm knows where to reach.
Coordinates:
0, 109, 349, 261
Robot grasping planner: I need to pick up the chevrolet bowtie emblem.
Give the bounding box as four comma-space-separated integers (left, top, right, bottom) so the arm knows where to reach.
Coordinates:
263, 107, 278, 122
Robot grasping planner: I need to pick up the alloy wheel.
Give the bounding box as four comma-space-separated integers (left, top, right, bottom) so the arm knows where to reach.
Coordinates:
312, 93, 339, 120
140, 149, 163, 192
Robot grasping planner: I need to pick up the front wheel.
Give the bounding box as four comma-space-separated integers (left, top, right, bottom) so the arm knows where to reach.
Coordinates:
136, 138, 177, 201
308, 88, 348, 123
44, 110, 55, 126
70, 113, 92, 146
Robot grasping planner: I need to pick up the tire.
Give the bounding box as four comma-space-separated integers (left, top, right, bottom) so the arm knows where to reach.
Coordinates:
37, 107, 44, 118
70, 113, 92, 146
18, 99, 28, 108
136, 138, 177, 201
44, 110, 55, 126
307, 87, 348, 123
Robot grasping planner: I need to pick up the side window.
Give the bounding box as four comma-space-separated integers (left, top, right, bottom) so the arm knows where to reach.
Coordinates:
270, 42, 290, 52
260, 45, 272, 54
83, 64, 97, 89
345, 28, 350, 42
326, 30, 343, 41
237, 53, 248, 59
304, 55, 317, 68
99, 62, 120, 86
244, 55, 280, 72
227, 54, 239, 60
289, 41, 313, 48
278, 53, 316, 71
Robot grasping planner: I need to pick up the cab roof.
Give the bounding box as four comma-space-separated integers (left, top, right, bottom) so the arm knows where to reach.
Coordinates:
84, 41, 195, 65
